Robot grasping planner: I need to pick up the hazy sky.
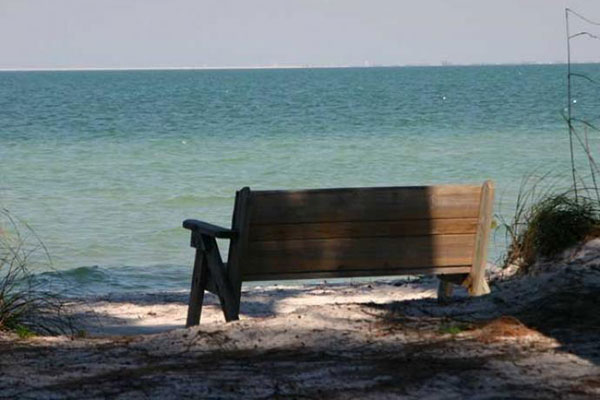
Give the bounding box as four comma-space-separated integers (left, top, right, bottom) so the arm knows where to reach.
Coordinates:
1, 0, 600, 69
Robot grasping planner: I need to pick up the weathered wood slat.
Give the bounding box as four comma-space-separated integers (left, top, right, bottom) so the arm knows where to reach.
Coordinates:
249, 218, 478, 242
244, 234, 475, 275
242, 265, 472, 281
250, 185, 482, 224
468, 180, 494, 296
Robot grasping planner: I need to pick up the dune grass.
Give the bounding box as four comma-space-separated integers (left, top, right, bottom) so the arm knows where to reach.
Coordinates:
0, 208, 72, 336
501, 177, 600, 270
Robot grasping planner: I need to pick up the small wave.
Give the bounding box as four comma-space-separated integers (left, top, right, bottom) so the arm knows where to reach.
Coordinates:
33, 264, 191, 297
161, 194, 230, 207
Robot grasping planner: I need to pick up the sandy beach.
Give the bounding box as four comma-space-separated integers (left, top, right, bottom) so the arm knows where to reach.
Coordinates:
4, 3, 600, 398
1, 240, 599, 399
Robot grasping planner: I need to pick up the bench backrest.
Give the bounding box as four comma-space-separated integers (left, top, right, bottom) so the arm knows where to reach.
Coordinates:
228, 181, 494, 282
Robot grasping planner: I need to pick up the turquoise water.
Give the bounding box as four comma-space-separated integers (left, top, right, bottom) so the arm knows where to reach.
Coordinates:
1, 65, 598, 294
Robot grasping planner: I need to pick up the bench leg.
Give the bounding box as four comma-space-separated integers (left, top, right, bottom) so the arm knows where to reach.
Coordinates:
468, 180, 493, 297
437, 273, 471, 303
202, 236, 240, 322
186, 249, 208, 327
186, 233, 241, 325
437, 280, 454, 303
468, 275, 491, 296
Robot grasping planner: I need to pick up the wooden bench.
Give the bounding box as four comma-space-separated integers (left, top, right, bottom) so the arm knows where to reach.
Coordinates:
183, 181, 494, 326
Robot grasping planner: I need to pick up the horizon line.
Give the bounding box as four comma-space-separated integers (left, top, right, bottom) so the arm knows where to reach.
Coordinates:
0, 60, 595, 72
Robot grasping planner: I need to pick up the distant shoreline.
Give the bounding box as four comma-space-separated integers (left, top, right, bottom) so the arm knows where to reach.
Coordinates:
0, 62, 597, 72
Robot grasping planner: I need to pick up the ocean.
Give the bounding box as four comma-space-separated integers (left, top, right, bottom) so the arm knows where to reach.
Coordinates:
1, 65, 597, 295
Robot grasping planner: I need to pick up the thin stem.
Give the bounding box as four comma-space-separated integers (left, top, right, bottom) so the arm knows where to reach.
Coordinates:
566, 8, 578, 201
584, 126, 600, 202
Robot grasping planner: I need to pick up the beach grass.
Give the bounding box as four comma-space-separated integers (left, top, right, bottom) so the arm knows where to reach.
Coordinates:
0, 208, 72, 335
501, 178, 600, 270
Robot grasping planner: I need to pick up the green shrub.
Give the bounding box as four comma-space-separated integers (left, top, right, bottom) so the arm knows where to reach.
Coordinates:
527, 195, 597, 257
504, 191, 599, 269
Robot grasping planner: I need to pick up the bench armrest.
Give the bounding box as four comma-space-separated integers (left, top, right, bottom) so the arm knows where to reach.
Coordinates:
182, 219, 237, 239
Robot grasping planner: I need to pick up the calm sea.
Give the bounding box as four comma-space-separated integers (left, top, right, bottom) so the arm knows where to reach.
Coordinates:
1, 65, 597, 294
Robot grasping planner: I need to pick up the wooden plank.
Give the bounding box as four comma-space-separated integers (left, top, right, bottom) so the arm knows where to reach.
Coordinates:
186, 248, 209, 327
226, 187, 252, 318
250, 185, 482, 224
249, 218, 478, 242
243, 266, 472, 281
468, 180, 494, 296
243, 234, 475, 275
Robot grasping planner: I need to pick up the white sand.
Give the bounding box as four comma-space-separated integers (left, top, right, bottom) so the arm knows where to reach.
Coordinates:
64, 277, 437, 336
1, 241, 600, 399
